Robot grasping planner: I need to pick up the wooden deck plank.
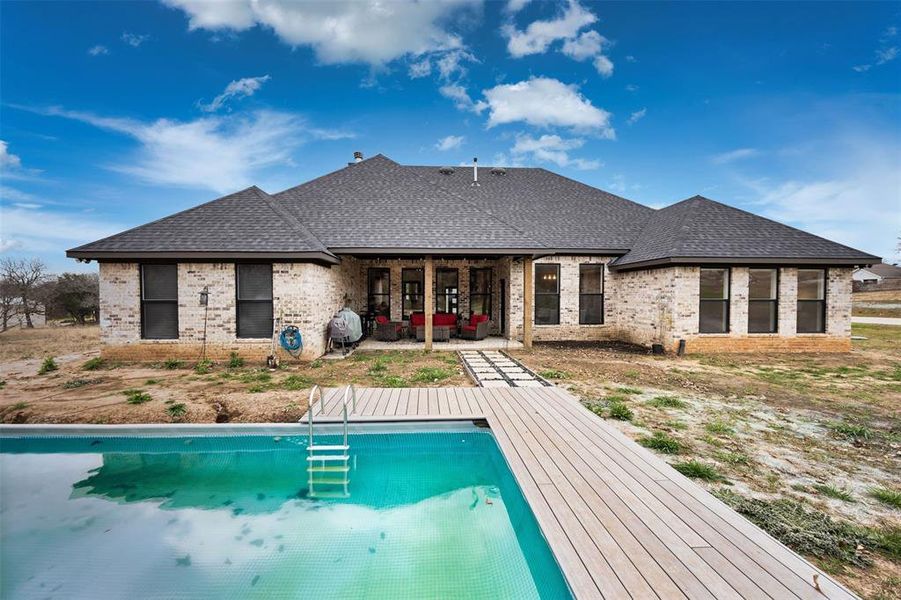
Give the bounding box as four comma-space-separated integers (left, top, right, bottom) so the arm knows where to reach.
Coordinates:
535, 388, 837, 600
505, 388, 744, 600
372, 388, 392, 416
324, 385, 856, 600
489, 388, 662, 600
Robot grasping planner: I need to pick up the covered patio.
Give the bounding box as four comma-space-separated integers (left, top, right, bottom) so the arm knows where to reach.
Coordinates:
347, 253, 538, 351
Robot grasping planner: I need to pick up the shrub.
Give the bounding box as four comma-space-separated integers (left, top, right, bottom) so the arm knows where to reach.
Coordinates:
538, 369, 567, 380
228, 352, 244, 369
713, 451, 750, 465
646, 396, 687, 409
10, 401, 28, 410
673, 460, 726, 481
0, 380, 6, 389
166, 403, 187, 420
870, 487, 901, 510
145, 379, 160, 385
63, 378, 99, 389
617, 387, 642, 395
714, 489, 876, 567
813, 484, 856, 503
704, 419, 735, 436
38, 357, 58, 375
607, 400, 633, 421
123, 389, 152, 404
412, 367, 453, 383
194, 359, 213, 374
638, 431, 684, 454
381, 375, 408, 388
282, 374, 312, 391
829, 420, 872, 441
310, 359, 323, 369
82, 357, 106, 371
163, 358, 184, 370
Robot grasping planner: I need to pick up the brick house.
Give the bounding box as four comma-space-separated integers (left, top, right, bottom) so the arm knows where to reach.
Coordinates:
68, 153, 879, 360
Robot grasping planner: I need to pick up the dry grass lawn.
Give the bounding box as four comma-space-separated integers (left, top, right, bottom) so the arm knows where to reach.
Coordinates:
854, 289, 901, 318
0, 325, 470, 425
511, 324, 901, 600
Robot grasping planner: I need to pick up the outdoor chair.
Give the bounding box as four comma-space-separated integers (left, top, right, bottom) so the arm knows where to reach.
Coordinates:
374, 315, 404, 342
460, 314, 490, 340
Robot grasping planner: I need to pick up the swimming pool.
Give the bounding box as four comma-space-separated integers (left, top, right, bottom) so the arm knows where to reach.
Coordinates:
0, 423, 572, 599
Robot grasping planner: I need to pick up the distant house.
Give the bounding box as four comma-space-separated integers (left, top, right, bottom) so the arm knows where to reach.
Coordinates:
68, 153, 880, 360
853, 263, 901, 287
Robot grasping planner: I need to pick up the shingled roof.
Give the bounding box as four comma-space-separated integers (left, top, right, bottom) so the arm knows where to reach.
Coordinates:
609, 196, 879, 269
68, 154, 880, 267
67, 186, 337, 262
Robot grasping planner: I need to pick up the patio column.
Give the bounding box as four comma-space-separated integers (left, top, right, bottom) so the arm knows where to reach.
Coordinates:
523, 257, 533, 349
424, 255, 434, 351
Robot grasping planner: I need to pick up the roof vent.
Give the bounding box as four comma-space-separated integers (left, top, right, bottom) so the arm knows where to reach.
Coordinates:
353, 151, 364, 163
438, 166, 455, 175
490, 167, 507, 176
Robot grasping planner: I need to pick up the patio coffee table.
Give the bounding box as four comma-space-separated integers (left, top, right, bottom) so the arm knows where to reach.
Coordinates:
415, 325, 451, 342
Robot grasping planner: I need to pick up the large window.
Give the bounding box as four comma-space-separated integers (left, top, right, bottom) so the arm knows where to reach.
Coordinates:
236, 264, 273, 338
469, 268, 492, 317
141, 264, 178, 339
797, 269, 826, 333
535, 263, 560, 325
436, 268, 459, 314
748, 268, 778, 333
579, 264, 604, 324
699, 268, 730, 333
367, 268, 390, 318
401, 268, 423, 319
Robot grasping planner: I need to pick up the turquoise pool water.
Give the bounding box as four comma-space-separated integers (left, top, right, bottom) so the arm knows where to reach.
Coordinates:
0, 426, 572, 599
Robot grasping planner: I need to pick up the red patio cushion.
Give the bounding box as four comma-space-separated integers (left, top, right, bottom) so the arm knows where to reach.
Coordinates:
470, 314, 489, 326
375, 315, 389, 325
462, 324, 477, 332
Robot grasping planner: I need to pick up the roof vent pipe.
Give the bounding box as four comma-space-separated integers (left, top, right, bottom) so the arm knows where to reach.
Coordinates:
472, 157, 480, 187
354, 151, 364, 163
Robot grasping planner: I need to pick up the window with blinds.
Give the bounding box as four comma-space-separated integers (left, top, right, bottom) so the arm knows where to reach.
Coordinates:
236, 264, 273, 339
141, 264, 178, 339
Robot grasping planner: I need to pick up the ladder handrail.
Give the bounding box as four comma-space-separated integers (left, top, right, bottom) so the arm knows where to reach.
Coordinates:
306, 384, 322, 448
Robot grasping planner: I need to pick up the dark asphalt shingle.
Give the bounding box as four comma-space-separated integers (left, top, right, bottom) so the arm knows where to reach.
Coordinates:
611, 196, 879, 268
68, 155, 880, 266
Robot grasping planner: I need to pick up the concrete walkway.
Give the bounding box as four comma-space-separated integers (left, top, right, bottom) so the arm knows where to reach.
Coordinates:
852, 316, 901, 326
459, 350, 552, 388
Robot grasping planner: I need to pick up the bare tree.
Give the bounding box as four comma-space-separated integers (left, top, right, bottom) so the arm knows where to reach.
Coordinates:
1, 258, 47, 328
0, 277, 19, 332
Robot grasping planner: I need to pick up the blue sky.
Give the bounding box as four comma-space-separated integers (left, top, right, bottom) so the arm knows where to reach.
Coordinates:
1, 0, 899, 272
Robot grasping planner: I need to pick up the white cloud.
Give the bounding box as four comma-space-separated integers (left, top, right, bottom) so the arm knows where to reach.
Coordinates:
625, 83, 639, 92
1, 207, 125, 257
481, 77, 614, 137
627, 108, 646, 125
876, 46, 898, 64
502, 0, 596, 57
0, 140, 22, 169
439, 84, 486, 113
624, 55, 636, 62
88, 45, 109, 56
504, 0, 531, 13
593, 54, 614, 77
163, 0, 479, 67
561, 30, 606, 60
26, 105, 351, 193
711, 148, 759, 164
121, 32, 150, 47
510, 133, 600, 170
0, 185, 39, 204
408, 57, 432, 78
435, 135, 465, 151
852, 26, 899, 72
198, 75, 271, 112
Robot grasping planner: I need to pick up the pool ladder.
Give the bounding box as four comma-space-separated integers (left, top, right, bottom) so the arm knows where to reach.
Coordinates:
305, 384, 356, 498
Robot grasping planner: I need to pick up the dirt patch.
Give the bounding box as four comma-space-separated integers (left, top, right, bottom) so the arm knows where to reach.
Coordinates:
0, 327, 471, 425
511, 325, 901, 599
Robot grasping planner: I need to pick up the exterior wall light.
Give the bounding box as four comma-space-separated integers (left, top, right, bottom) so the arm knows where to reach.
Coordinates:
199, 286, 209, 306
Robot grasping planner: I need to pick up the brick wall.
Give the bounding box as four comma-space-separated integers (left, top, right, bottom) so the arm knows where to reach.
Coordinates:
98, 260, 357, 362
98, 259, 855, 359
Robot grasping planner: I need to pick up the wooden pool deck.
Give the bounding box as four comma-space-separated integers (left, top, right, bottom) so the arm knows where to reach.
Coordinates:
305, 386, 856, 600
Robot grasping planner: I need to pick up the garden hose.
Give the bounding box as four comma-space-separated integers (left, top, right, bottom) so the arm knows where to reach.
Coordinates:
279, 325, 303, 357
